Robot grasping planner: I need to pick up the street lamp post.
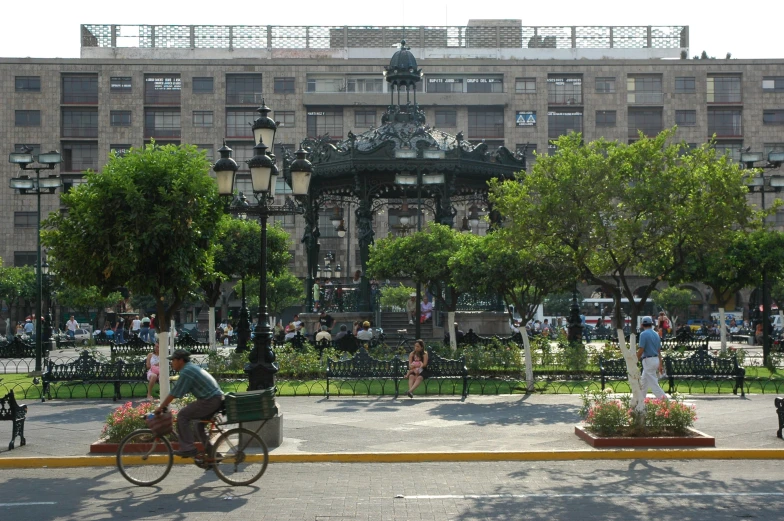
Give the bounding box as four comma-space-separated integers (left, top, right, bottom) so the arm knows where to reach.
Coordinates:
740, 150, 784, 366
8, 146, 62, 373
213, 102, 313, 391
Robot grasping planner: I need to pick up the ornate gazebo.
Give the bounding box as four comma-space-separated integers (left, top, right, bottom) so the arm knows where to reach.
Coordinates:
284, 41, 526, 312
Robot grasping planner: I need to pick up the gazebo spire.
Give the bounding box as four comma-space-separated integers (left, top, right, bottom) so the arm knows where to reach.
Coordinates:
383, 40, 424, 124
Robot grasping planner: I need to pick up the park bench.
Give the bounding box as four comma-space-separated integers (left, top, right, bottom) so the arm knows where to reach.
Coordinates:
41, 350, 147, 402
173, 333, 213, 355
458, 330, 524, 347
0, 390, 27, 450
775, 397, 784, 439
315, 334, 361, 355
660, 338, 709, 351
326, 349, 469, 399
0, 337, 48, 358
109, 337, 154, 359
326, 348, 403, 398
664, 349, 745, 397
599, 357, 638, 391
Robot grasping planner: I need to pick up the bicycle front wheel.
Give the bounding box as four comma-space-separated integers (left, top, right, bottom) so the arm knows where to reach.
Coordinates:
116, 428, 173, 486
212, 427, 269, 486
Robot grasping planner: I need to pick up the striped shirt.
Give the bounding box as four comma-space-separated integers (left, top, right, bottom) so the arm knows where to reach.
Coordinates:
170, 362, 223, 400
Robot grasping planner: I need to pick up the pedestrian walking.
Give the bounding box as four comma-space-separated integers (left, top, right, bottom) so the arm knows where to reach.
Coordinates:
637, 316, 668, 399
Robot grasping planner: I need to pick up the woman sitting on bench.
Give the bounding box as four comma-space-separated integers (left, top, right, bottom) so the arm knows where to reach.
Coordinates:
145, 342, 160, 401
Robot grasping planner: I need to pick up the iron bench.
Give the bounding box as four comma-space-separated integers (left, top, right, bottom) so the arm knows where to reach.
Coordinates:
664, 350, 745, 397
42, 350, 147, 402
0, 390, 27, 450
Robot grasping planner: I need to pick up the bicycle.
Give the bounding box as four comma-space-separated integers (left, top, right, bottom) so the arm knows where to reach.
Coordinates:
115, 404, 270, 487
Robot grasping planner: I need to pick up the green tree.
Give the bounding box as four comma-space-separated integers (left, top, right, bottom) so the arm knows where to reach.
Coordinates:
202, 216, 292, 345
379, 283, 416, 311
0, 264, 36, 327
242, 270, 304, 318
368, 223, 470, 349
490, 129, 760, 331
54, 284, 123, 329
650, 286, 692, 327
544, 291, 582, 318
42, 143, 224, 394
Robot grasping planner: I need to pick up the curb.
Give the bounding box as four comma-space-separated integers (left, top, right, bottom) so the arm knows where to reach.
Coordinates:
3, 449, 784, 469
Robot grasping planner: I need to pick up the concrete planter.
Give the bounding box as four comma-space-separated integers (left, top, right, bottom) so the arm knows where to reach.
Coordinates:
90, 440, 201, 454
574, 425, 715, 448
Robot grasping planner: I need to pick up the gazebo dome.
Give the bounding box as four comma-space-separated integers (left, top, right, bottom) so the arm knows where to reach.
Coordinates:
384, 40, 421, 87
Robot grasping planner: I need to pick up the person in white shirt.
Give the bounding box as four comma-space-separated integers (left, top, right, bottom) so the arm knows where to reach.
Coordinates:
66, 315, 79, 339
356, 321, 373, 341
131, 315, 142, 337
315, 326, 332, 342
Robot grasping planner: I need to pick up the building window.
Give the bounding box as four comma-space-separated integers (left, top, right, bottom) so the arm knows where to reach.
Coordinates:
144, 110, 181, 138
306, 77, 345, 93
763, 110, 784, 125
193, 110, 214, 127
346, 77, 383, 93
675, 77, 696, 93
765, 143, 784, 157
274, 77, 296, 94
708, 108, 742, 137
627, 75, 663, 105
426, 77, 463, 93
110, 110, 131, 127
515, 143, 537, 171
15, 144, 40, 159
62, 109, 99, 137
226, 74, 263, 104
15, 76, 40, 92
675, 110, 697, 126
465, 77, 503, 93
596, 110, 616, 127
713, 141, 743, 162
468, 108, 504, 139
276, 111, 295, 128
196, 145, 214, 162
227, 142, 254, 170
435, 110, 457, 127
628, 108, 663, 138
318, 210, 340, 238
144, 75, 181, 105
14, 212, 37, 228
61, 142, 99, 172
15, 110, 40, 127
192, 77, 213, 94
307, 109, 343, 139
272, 214, 295, 228
707, 76, 742, 103
515, 78, 536, 94
110, 77, 132, 93
14, 252, 37, 267
110, 144, 132, 157
548, 76, 582, 105
596, 77, 616, 93
354, 110, 376, 128
763, 77, 784, 92
226, 110, 256, 138
62, 74, 98, 104
548, 110, 583, 139
273, 144, 293, 195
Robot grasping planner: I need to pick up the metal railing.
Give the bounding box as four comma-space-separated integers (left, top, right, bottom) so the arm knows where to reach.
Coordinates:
81, 25, 688, 50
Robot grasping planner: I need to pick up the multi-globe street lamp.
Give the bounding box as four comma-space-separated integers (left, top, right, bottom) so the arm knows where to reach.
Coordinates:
740, 149, 784, 365
8, 146, 62, 373
213, 102, 312, 390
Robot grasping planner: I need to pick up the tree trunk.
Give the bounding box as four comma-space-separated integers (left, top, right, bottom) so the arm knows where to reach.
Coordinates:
209, 306, 216, 350
617, 330, 646, 426
447, 310, 457, 352
158, 330, 171, 399
719, 307, 727, 354
520, 330, 535, 392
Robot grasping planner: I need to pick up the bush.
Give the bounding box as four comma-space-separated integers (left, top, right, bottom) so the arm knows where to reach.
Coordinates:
580, 390, 697, 436
100, 397, 194, 443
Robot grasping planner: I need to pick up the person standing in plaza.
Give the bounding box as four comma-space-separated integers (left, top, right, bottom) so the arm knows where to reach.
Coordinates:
66, 315, 79, 339
637, 316, 668, 399
140, 315, 151, 342
131, 315, 141, 338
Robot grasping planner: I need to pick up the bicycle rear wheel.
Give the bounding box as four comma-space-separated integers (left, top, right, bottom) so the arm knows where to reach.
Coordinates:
211, 427, 269, 486
116, 428, 173, 486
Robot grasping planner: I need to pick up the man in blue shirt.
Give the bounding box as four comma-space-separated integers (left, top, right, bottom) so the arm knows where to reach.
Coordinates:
637, 316, 669, 399
154, 349, 224, 457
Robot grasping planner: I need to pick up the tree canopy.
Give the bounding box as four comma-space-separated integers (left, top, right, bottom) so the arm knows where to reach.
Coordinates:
489, 129, 761, 328
41, 143, 224, 330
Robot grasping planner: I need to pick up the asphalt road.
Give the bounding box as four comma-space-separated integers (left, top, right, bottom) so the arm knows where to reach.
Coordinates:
1, 460, 782, 521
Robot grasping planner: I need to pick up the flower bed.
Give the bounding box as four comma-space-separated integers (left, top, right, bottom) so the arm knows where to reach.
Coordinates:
579, 390, 698, 437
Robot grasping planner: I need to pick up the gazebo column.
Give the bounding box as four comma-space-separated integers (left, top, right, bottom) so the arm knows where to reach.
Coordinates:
302, 195, 321, 312
355, 197, 374, 312
435, 174, 456, 228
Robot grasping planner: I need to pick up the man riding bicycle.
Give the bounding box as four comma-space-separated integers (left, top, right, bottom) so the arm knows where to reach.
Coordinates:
154, 349, 224, 458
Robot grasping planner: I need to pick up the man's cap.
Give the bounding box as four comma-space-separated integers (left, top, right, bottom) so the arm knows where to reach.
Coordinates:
641, 316, 654, 326
167, 349, 191, 361
363, 321, 371, 327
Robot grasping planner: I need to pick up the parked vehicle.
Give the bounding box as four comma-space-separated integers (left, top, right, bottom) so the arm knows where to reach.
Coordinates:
72, 328, 91, 345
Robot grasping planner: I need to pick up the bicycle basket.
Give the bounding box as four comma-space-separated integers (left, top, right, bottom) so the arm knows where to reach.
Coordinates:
225, 388, 277, 423
145, 410, 173, 436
